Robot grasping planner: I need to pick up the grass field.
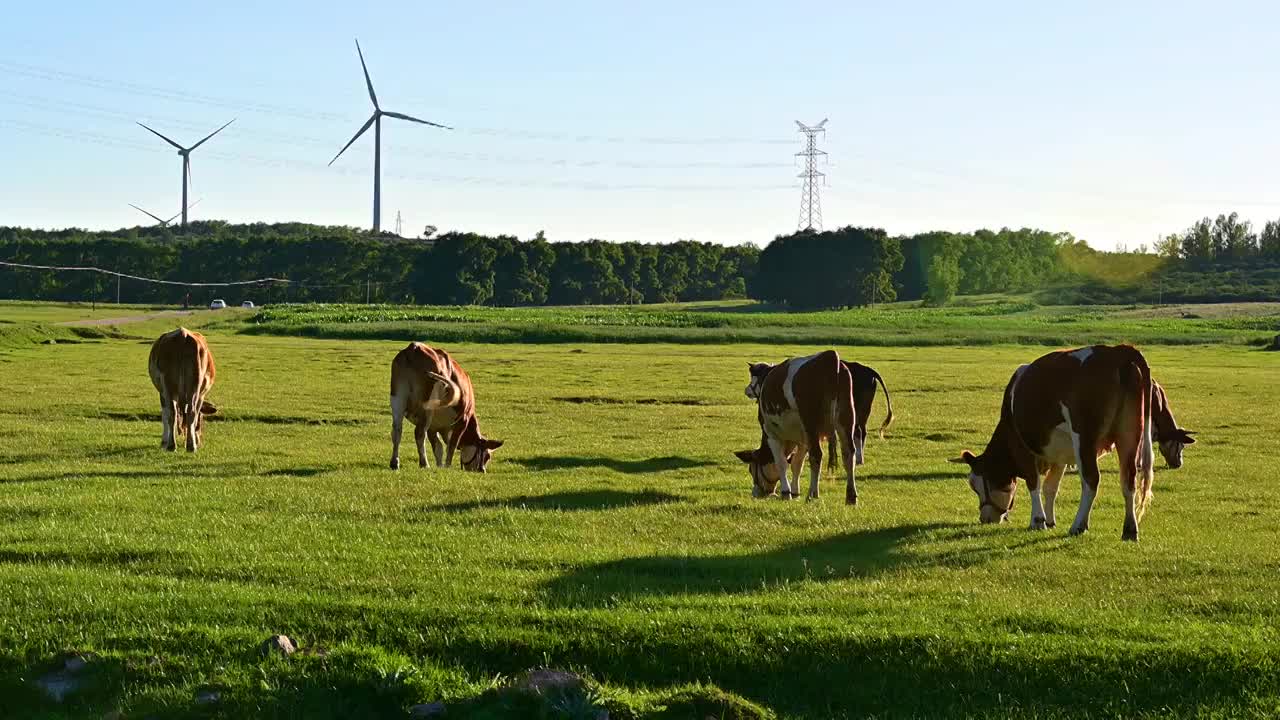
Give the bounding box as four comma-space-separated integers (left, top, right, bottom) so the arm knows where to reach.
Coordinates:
1, 303, 1278, 718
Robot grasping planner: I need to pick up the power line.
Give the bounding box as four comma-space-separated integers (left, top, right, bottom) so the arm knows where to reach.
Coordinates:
0, 260, 412, 292
795, 119, 828, 232
0, 60, 793, 146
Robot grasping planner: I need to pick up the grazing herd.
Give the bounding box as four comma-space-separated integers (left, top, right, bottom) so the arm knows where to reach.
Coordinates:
147, 329, 1196, 541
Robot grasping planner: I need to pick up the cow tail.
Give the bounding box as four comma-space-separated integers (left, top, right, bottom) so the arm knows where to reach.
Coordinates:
869, 367, 894, 438
177, 336, 200, 432
1132, 354, 1156, 520
423, 372, 461, 409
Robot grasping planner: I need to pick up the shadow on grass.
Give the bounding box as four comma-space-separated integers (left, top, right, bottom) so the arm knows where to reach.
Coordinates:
510, 455, 716, 474
420, 488, 683, 514
871, 470, 959, 482
98, 410, 365, 426
542, 522, 1003, 607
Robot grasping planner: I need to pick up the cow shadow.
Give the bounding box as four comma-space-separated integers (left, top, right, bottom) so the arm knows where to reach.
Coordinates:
419, 488, 683, 515
870, 470, 958, 482
509, 455, 716, 474
541, 522, 1040, 607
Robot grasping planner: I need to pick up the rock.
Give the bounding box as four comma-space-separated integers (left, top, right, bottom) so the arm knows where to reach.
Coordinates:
511, 667, 585, 694
35, 670, 81, 703
260, 634, 296, 657
195, 690, 221, 705
408, 701, 446, 717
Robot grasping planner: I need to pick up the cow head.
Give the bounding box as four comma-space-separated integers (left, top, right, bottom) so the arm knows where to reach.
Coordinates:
458, 417, 503, 473
949, 450, 1017, 524
1156, 428, 1196, 469
744, 362, 774, 400
734, 447, 782, 498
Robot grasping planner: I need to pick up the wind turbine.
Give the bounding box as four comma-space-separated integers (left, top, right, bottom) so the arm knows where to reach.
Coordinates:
136, 120, 234, 226
329, 39, 450, 233
129, 199, 202, 227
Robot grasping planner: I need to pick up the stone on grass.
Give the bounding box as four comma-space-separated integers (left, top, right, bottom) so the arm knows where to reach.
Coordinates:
512, 667, 585, 694
408, 701, 447, 717
260, 634, 296, 657
195, 690, 221, 705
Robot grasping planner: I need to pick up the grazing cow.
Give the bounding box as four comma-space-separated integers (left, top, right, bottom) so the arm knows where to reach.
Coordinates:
148, 328, 217, 452
734, 350, 859, 503
950, 344, 1155, 541
389, 342, 503, 472
1152, 380, 1196, 468
745, 359, 893, 466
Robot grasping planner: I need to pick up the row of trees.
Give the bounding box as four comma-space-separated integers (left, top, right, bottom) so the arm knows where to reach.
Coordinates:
4, 214, 1273, 310
1156, 212, 1280, 261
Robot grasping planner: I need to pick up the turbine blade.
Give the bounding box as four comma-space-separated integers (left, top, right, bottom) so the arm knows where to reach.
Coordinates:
189, 118, 235, 151
383, 110, 451, 129
164, 210, 182, 224
328, 114, 376, 166
137, 122, 184, 150
129, 203, 167, 224
355, 39, 379, 109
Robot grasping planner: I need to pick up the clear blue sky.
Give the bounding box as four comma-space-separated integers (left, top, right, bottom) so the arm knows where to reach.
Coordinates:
1, 1, 1276, 249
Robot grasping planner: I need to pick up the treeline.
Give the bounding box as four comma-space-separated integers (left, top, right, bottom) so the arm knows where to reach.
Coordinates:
1157, 212, 1280, 261
0, 223, 755, 306
4, 214, 1277, 309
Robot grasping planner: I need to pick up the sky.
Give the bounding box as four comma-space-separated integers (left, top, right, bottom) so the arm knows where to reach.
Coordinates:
1, 1, 1277, 250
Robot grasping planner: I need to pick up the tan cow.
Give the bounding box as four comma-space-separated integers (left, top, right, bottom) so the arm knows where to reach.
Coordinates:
148, 328, 217, 452
950, 344, 1155, 541
734, 350, 859, 504
389, 342, 503, 472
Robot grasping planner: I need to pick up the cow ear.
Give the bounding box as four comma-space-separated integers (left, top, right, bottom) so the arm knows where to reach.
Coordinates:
1180, 430, 1196, 445
734, 449, 755, 463
484, 439, 505, 450
948, 450, 976, 466
201, 401, 219, 415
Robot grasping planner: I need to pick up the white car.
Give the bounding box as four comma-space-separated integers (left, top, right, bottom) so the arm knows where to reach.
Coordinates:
241, 300, 255, 309
209, 299, 227, 310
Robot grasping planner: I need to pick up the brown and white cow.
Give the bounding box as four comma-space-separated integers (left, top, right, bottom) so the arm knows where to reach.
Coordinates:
389, 342, 503, 472
950, 344, 1156, 541
734, 350, 859, 504
148, 328, 218, 452
1152, 380, 1196, 468
745, 359, 893, 467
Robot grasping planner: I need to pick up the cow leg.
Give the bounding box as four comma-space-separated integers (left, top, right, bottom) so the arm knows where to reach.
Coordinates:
159, 397, 176, 451
445, 426, 463, 469
389, 394, 406, 470
183, 404, 199, 453
855, 424, 866, 466
429, 431, 445, 467
826, 436, 838, 471
1069, 439, 1101, 536
1118, 439, 1141, 542
806, 442, 822, 501
768, 436, 794, 499
841, 425, 858, 505
1041, 464, 1066, 529
1027, 471, 1045, 530
415, 422, 429, 468
790, 446, 809, 498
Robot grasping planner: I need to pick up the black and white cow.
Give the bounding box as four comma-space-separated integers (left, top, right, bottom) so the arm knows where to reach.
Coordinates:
735, 350, 859, 504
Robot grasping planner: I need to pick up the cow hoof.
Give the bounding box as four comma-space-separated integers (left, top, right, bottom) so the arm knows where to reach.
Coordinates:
390, 458, 400, 470
806, 494, 818, 502
1045, 521, 1056, 529
419, 460, 428, 469
1068, 524, 1087, 537
1122, 522, 1139, 542
845, 495, 858, 506
1029, 517, 1047, 531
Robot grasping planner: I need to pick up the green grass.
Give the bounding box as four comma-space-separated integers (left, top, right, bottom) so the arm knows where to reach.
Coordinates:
244, 301, 1280, 347
1, 320, 1278, 718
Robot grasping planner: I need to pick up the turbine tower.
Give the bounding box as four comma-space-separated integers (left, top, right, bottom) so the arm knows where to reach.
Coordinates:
329, 39, 451, 233
137, 120, 234, 226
